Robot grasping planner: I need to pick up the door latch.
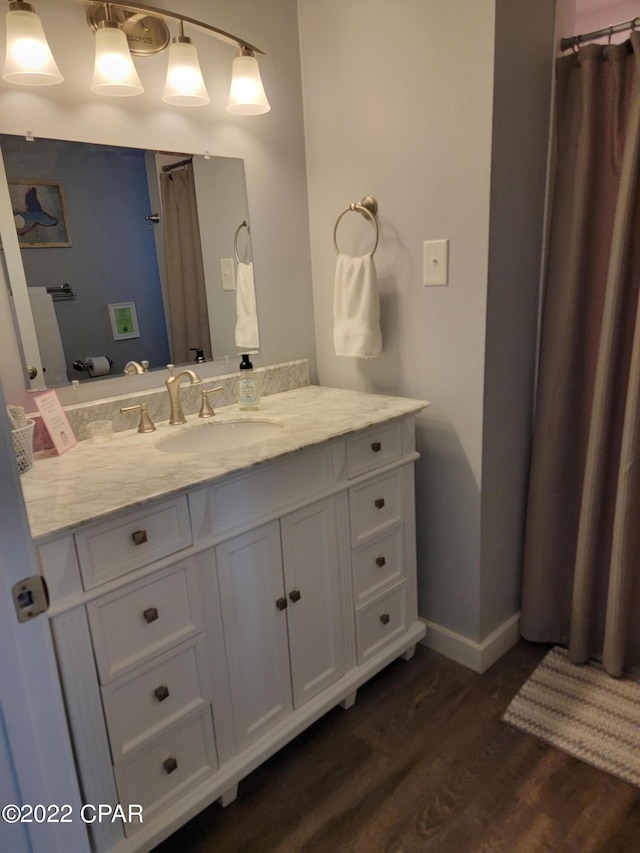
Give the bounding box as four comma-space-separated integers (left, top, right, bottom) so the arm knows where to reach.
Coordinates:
12, 575, 49, 623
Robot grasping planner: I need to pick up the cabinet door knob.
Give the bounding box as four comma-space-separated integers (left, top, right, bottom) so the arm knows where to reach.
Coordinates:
374, 498, 385, 509
154, 685, 170, 703
131, 529, 148, 546
380, 613, 391, 626
163, 757, 178, 775
276, 597, 288, 611
375, 556, 386, 568
143, 607, 159, 624
289, 589, 302, 603
371, 441, 382, 452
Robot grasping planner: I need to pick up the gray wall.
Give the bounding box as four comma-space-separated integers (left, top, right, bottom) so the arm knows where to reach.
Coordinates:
481, 0, 555, 638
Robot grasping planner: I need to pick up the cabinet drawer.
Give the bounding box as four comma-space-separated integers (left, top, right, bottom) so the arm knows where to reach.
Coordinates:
75, 496, 192, 590
189, 443, 337, 546
355, 582, 407, 664
346, 422, 402, 478
102, 641, 209, 762
349, 470, 402, 546
352, 526, 404, 605
115, 710, 217, 834
88, 565, 201, 683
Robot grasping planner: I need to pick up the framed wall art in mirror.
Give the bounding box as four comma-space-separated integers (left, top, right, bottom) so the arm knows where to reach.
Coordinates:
9, 178, 72, 247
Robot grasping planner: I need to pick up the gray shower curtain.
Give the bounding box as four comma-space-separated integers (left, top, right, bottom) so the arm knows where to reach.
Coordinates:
160, 166, 211, 364
521, 34, 640, 676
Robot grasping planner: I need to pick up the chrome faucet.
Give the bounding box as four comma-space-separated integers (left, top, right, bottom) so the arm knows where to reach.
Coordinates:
165, 363, 202, 424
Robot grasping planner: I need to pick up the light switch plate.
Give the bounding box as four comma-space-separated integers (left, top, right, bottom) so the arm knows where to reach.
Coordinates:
220, 257, 235, 291
423, 239, 449, 286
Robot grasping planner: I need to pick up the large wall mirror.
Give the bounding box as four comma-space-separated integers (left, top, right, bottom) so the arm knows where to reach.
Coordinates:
0, 133, 259, 389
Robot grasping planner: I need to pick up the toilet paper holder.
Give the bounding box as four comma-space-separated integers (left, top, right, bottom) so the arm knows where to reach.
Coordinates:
73, 356, 114, 377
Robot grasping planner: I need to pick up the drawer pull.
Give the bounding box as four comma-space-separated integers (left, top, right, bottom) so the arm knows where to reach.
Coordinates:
143, 607, 159, 624
374, 498, 385, 509
375, 556, 386, 568
371, 441, 382, 453
289, 589, 302, 603
380, 613, 391, 626
276, 597, 288, 611
131, 529, 148, 546
154, 685, 170, 703
163, 757, 178, 775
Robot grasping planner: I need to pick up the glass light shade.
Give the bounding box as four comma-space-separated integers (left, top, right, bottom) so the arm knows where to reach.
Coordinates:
91, 23, 143, 97
2, 6, 63, 86
227, 52, 270, 115
162, 38, 209, 106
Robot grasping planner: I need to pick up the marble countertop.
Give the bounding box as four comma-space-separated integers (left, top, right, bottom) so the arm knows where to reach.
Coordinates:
20, 385, 428, 542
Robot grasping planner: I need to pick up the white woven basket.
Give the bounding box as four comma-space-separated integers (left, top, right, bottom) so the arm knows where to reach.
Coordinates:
12, 420, 35, 474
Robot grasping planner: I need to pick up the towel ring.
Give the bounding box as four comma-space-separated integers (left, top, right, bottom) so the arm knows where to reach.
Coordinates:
333, 196, 379, 256
234, 220, 251, 264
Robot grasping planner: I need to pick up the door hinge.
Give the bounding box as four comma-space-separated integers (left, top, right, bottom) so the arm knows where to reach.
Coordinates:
12, 575, 49, 623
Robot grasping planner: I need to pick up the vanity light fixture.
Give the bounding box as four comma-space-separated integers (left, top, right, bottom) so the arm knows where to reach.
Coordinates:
2, 0, 63, 85
2, 0, 270, 113
227, 47, 270, 115
162, 20, 209, 107
91, 11, 143, 96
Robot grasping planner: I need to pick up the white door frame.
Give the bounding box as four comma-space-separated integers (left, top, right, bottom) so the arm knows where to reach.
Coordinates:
0, 379, 89, 853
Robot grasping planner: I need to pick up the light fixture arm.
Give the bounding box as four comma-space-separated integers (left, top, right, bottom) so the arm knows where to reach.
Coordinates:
83, 0, 265, 54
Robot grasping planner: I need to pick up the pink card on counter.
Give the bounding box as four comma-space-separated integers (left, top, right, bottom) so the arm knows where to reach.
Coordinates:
32, 390, 77, 455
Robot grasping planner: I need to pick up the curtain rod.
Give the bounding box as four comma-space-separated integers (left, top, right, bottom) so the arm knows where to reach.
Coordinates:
560, 16, 640, 51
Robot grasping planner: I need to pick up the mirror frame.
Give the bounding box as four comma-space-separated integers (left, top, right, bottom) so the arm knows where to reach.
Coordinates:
0, 134, 258, 398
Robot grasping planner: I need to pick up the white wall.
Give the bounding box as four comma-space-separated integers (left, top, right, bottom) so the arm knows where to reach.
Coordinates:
0, 0, 315, 406
575, 0, 638, 37
299, 0, 554, 648
0, 0, 556, 657
299, 0, 495, 641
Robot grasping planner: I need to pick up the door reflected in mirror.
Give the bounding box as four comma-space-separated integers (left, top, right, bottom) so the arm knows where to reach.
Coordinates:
0, 134, 259, 388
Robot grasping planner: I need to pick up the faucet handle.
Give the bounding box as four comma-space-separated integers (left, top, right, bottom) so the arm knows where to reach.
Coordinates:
199, 386, 223, 418
166, 364, 175, 379
120, 403, 157, 433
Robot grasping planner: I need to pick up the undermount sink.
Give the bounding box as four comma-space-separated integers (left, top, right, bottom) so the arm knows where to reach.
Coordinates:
155, 419, 285, 455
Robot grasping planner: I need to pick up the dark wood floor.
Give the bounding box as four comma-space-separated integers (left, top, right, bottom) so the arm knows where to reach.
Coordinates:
154, 641, 640, 852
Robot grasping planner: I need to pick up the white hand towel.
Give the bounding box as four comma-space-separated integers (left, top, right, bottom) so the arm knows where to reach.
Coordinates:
333, 253, 382, 358
235, 261, 260, 350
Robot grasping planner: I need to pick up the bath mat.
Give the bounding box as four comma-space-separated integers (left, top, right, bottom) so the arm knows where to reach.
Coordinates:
503, 646, 640, 787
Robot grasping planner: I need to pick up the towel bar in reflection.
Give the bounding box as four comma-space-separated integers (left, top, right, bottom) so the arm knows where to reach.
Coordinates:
233, 220, 252, 263
46, 283, 76, 301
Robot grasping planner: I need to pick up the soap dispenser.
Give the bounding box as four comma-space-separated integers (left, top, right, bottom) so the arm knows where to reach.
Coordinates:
238, 353, 260, 411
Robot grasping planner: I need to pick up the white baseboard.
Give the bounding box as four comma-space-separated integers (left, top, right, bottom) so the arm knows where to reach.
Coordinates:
420, 612, 521, 673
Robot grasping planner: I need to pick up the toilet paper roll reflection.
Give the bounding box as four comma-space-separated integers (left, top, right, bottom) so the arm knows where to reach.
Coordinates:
85, 356, 111, 377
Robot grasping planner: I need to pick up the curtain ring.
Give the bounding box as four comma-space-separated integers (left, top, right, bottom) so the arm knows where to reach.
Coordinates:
608, 26, 613, 45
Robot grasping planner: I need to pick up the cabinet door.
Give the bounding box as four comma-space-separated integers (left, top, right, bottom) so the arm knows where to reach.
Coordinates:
281, 497, 346, 707
216, 522, 292, 751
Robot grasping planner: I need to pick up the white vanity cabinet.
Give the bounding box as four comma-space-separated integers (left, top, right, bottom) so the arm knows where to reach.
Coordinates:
38, 409, 426, 853
216, 495, 349, 751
